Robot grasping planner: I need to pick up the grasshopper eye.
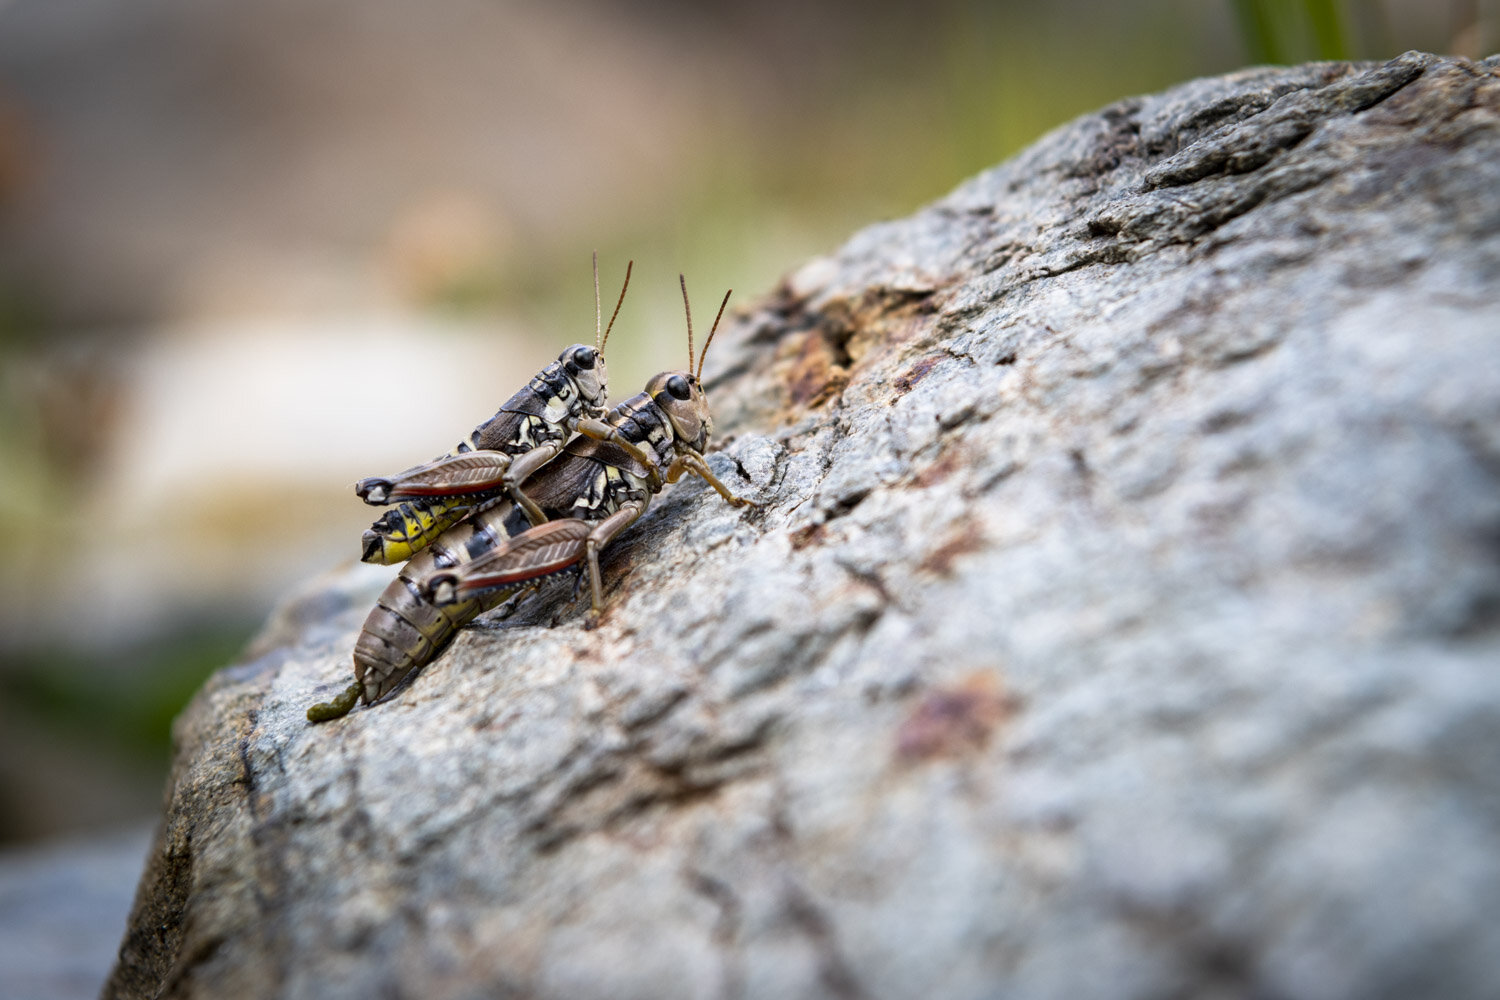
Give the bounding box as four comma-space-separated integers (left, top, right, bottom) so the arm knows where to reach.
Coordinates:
572, 346, 598, 370
666, 374, 691, 400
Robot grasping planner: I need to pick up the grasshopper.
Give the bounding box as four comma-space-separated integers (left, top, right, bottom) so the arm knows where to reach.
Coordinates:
308, 277, 751, 722
356, 255, 632, 565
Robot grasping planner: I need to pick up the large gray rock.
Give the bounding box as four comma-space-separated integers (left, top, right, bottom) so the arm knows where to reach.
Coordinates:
106, 52, 1500, 1000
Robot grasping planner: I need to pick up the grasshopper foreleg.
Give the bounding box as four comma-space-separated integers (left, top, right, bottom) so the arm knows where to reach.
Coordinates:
576, 418, 664, 491
666, 448, 756, 507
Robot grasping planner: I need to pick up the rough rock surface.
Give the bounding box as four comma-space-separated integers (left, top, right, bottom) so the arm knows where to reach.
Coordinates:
107, 52, 1500, 1000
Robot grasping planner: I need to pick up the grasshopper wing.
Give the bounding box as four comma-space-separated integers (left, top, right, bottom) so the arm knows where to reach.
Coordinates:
423, 518, 593, 604
356, 451, 518, 505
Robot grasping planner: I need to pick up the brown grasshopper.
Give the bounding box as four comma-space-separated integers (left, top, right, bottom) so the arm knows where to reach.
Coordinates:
356, 255, 632, 565
308, 277, 752, 722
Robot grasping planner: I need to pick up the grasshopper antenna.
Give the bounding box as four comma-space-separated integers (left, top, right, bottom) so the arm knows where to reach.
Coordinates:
593, 251, 601, 351
679, 273, 694, 373
698, 289, 732, 381
601, 259, 631, 353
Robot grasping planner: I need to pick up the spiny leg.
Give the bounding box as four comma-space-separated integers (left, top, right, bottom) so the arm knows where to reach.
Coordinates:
577, 499, 648, 624
355, 450, 518, 505
424, 518, 597, 604
666, 448, 756, 507
575, 417, 664, 491
499, 442, 569, 526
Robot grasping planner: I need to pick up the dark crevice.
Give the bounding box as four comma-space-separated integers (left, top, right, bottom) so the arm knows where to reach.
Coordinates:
766, 794, 869, 1000
783, 883, 868, 1000
526, 707, 777, 855
1144, 112, 1318, 189
686, 869, 747, 999
821, 487, 871, 520
1069, 447, 1096, 504
892, 355, 941, 397
532, 765, 742, 855
833, 558, 895, 614
1062, 100, 1144, 178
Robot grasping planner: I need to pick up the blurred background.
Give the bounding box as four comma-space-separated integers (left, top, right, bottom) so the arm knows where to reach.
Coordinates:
0, 0, 1490, 845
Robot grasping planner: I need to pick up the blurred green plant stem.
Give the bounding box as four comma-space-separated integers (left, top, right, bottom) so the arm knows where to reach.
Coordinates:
1234, 0, 1351, 63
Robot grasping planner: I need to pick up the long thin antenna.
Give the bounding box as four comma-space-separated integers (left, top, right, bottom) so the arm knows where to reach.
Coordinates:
679, 274, 694, 373
698, 289, 732, 380
593, 251, 602, 351
600, 260, 632, 353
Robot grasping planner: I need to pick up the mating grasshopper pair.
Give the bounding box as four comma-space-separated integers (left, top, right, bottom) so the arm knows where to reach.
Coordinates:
307, 260, 753, 722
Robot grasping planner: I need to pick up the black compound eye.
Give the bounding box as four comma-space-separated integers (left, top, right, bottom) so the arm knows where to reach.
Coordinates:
571, 346, 597, 370
666, 374, 691, 400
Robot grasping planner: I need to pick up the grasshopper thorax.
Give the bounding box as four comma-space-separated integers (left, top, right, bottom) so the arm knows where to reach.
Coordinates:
646, 369, 712, 455
557, 343, 608, 412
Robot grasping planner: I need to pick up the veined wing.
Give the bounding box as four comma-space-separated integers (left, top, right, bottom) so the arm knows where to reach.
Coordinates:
423, 518, 594, 604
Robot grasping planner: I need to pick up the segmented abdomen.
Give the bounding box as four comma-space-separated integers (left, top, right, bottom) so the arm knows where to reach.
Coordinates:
361, 495, 489, 565
355, 504, 533, 703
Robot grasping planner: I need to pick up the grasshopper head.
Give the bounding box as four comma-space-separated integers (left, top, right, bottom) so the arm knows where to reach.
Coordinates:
647, 370, 712, 454
559, 343, 608, 411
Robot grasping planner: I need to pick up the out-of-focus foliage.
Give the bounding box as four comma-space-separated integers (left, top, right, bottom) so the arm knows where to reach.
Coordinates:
1234, 0, 1353, 61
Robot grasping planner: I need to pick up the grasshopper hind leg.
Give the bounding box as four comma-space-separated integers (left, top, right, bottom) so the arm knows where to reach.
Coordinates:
495, 442, 568, 527
356, 451, 522, 506
508, 485, 549, 528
